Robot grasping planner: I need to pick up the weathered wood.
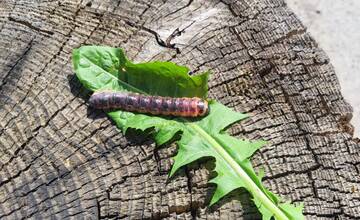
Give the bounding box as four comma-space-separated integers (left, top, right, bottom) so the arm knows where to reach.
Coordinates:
0, 0, 359, 219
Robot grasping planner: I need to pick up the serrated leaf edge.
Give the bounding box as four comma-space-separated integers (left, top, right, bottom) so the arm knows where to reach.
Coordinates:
186, 123, 291, 220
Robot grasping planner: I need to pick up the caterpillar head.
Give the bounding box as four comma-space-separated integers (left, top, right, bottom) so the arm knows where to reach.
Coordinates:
197, 100, 209, 117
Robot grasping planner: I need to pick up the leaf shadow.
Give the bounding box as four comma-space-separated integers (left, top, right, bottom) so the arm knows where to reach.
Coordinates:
184, 159, 262, 219
68, 74, 111, 120
207, 188, 262, 219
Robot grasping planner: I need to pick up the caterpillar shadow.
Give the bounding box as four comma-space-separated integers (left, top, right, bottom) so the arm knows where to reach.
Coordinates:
68, 74, 158, 145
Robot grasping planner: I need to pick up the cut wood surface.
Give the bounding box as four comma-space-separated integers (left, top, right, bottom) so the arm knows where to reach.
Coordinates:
0, 0, 359, 219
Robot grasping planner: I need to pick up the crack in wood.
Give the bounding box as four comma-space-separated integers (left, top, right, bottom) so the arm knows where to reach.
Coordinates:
8, 17, 54, 36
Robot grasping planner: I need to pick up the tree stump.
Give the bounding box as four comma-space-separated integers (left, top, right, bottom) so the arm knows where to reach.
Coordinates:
0, 0, 359, 219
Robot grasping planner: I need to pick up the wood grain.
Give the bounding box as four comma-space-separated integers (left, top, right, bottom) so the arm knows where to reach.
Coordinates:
0, 0, 359, 219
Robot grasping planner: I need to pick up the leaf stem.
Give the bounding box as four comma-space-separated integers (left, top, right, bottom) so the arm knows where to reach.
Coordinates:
188, 123, 289, 220
107, 71, 146, 94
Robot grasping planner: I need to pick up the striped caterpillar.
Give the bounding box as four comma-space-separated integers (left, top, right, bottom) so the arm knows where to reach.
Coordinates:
89, 91, 209, 117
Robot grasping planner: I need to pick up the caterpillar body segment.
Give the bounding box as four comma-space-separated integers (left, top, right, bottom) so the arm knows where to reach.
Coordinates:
89, 91, 209, 117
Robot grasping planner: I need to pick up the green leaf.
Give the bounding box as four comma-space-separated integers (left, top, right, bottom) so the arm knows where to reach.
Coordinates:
72, 45, 209, 98
72, 46, 304, 220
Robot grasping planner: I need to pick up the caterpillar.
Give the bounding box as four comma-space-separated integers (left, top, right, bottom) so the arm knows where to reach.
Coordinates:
89, 91, 209, 117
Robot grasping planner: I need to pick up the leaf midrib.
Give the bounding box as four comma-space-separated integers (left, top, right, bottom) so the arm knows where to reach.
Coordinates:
83, 54, 146, 94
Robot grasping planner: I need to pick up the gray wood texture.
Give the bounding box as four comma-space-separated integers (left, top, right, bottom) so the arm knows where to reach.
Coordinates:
0, 0, 359, 219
